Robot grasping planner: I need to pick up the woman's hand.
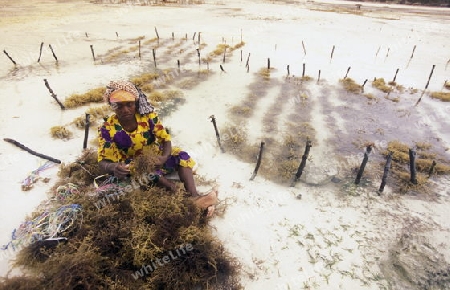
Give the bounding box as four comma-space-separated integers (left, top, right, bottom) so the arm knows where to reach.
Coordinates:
110, 163, 130, 179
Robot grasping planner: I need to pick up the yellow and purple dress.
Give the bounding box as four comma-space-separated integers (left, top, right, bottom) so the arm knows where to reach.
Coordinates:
97, 112, 195, 176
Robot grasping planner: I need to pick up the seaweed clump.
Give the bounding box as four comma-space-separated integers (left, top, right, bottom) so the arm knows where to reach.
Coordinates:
258, 68, 272, 81
221, 124, 258, 164
73, 105, 112, 129
50, 126, 72, 140
429, 91, 450, 102
372, 78, 393, 93
381, 140, 450, 194
64, 87, 105, 109
211, 43, 230, 56
340, 77, 361, 94
0, 149, 241, 290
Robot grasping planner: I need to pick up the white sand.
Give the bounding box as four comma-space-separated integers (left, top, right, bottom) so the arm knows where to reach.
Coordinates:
0, 0, 450, 288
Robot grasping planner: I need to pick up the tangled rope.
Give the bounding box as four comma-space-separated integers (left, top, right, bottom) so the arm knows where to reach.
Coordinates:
55, 183, 80, 201
21, 161, 57, 191
93, 175, 127, 196
1, 204, 82, 252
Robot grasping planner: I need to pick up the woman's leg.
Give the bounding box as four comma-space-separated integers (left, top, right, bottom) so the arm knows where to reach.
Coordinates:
178, 166, 198, 196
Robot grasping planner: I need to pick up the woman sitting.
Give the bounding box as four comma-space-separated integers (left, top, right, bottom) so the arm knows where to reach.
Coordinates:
97, 80, 217, 216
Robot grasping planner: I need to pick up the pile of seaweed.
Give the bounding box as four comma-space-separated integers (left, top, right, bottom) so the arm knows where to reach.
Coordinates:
0, 150, 241, 290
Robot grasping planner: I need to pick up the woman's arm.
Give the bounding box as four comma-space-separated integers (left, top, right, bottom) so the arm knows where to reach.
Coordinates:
157, 140, 172, 165
151, 112, 172, 166
99, 160, 115, 174
99, 159, 130, 178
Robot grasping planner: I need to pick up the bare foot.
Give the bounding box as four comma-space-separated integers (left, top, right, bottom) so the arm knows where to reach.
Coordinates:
206, 204, 215, 217
193, 187, 218, 217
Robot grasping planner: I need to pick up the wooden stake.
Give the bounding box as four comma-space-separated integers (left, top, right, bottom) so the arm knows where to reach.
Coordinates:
360, 79, 368, 93
90, 45, 95, 61
409, 148, 418, 184
152, 49, 156, 68
198, 32, 201, 44
38, 42, 44, 62
317, 70, 321, 84
428, 160, 437, 178
385, 48, 390, 58
267, 58, 270, 70
44, 79, 65, 110
344, 66, 351, 79
209, 115, 225, 153
250, 141, 265, 181
220, 64, 226, 73
139, 40, 141, 59
240, 50, 243, 62
378, 152, 393, 194
375, 46, 381, 57
302, 63, 306, 77
223, 47, 226, 63
330, 45, 335, 61
4, 138, 61, 164
3, 50, 17, 65
287, 65, 290, 77
415, 64, 436, 106
392, 68, 399, 83
355, 145, 372, 185
301, 40, 306, 55
240, 28, 243, 43
425, 64, 435, 90
245, 53, 250, 68
154, 27, 160, 41
247, 64, 249, 73
415, 90, 426, 107
192, 32, 196, 42
83, 113, 90, 150
196, 48, 200, 66
177, 59, 180, 72
410, 45, 416, 59
172, 32, 174, 40
290, 139, 312, 187
49, 44, 58, 62
85, 32, 88, 38
362, 79, 368, 87
115, 32, 118, 37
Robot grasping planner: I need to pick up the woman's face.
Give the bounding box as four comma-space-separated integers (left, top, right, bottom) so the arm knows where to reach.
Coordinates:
113, 101, 136, 123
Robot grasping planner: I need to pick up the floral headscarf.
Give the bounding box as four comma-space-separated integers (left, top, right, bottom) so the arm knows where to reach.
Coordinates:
103, 80, 154, 115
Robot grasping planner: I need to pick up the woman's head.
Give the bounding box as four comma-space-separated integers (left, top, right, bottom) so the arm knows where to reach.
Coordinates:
104, 81, 139, 104
103, 80, 154, 115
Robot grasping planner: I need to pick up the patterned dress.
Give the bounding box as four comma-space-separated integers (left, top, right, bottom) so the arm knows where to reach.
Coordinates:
97, 112, 195, 176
